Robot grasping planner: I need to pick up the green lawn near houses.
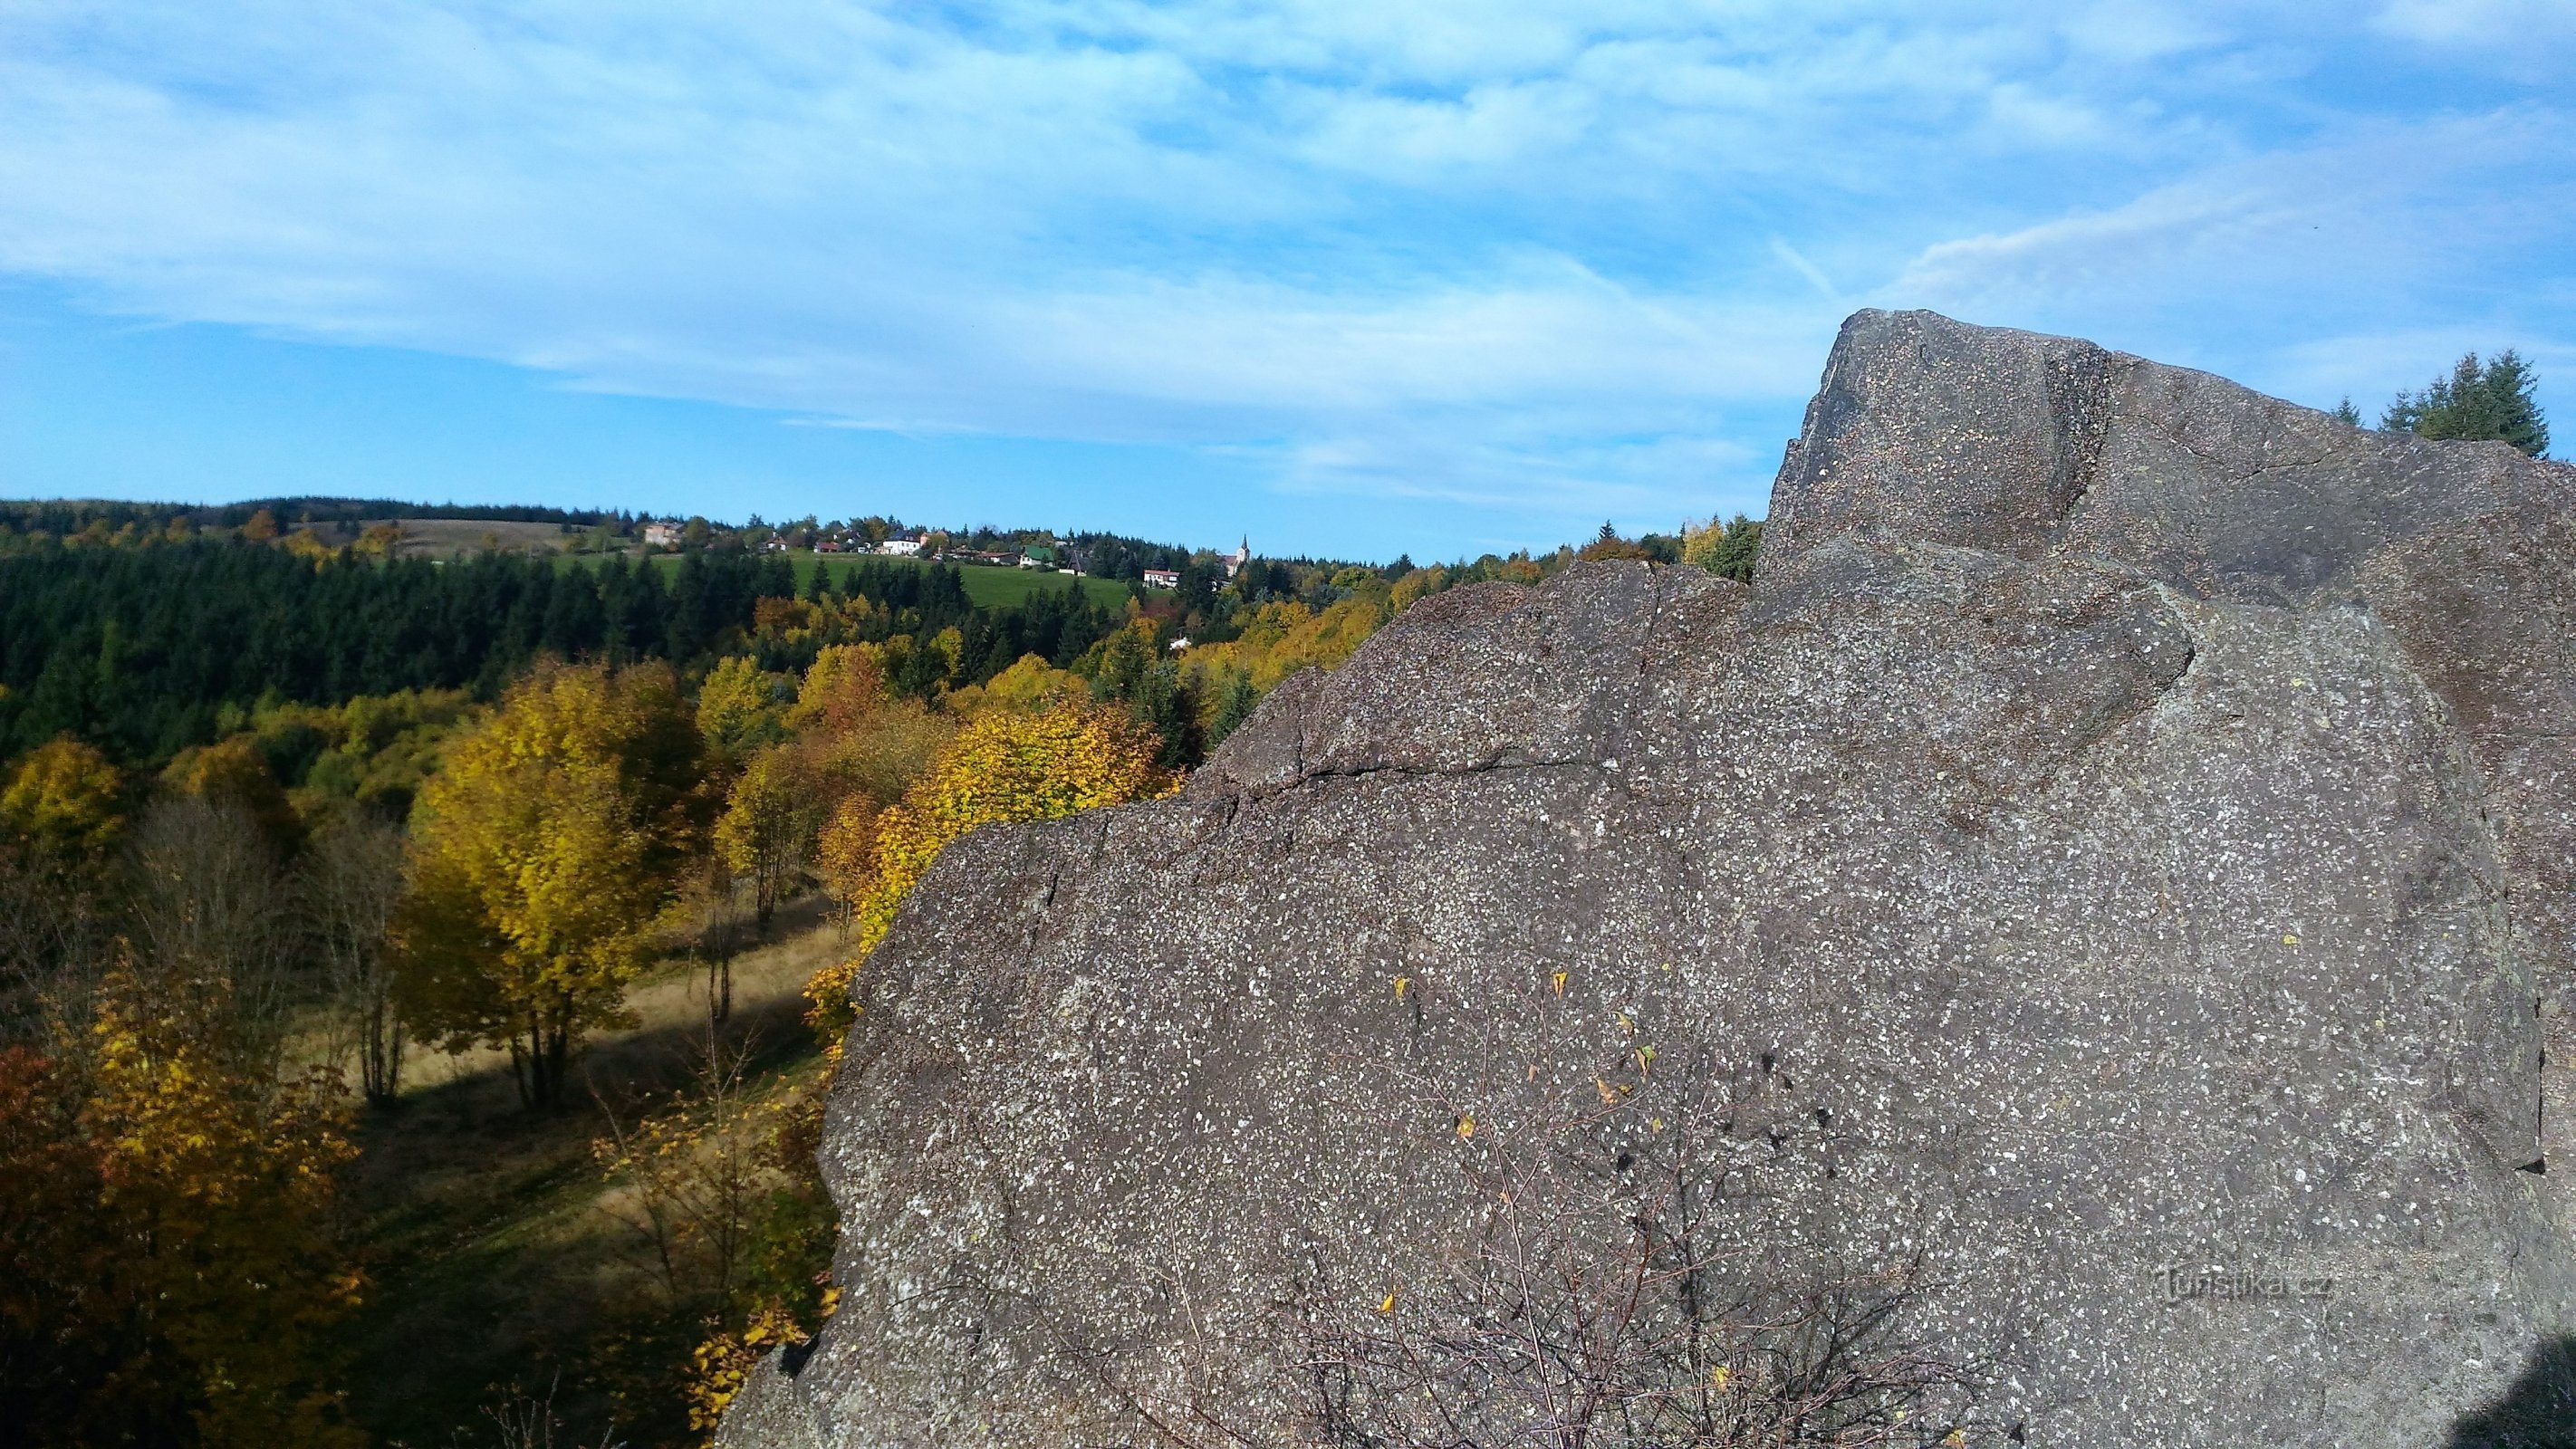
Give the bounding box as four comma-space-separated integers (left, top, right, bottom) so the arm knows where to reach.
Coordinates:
785, 551, 1135, 609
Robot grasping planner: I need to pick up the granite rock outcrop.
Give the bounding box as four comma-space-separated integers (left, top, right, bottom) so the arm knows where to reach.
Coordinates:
721, 312, 2576, 1447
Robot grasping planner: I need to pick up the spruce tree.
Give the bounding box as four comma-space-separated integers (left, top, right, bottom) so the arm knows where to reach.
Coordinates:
2381, 350, 2550, 456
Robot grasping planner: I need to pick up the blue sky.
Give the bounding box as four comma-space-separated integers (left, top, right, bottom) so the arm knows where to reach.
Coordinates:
1, 2, 2569, 562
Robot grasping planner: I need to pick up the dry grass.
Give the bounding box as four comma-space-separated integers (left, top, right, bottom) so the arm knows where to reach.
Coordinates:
313, 517, 577, 560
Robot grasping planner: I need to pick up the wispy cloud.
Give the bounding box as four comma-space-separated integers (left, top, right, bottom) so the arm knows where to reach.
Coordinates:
0, 0, 2569, 544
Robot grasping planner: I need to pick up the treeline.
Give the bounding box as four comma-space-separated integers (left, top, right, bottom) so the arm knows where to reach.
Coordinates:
2336, 349, 2552, 458
0, 496, 624, 536
0, 540, 1137, 763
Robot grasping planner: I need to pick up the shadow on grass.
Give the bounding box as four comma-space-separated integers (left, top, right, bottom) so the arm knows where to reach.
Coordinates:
344, 935, 828, 1448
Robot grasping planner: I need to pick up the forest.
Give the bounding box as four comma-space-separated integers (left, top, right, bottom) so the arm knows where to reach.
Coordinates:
0, 504, 1767, 1447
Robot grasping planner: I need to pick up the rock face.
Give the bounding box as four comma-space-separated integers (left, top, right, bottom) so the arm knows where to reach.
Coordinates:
720, 312, 2576, 1447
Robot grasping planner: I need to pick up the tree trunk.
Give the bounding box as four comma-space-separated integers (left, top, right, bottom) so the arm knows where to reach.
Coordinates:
360, 994, 406, 1106
706, 952, 733, 1026
533, 1018, 572, 1110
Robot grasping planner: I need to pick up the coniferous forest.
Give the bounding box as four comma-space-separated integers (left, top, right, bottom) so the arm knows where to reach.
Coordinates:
0, 541, 1129, 763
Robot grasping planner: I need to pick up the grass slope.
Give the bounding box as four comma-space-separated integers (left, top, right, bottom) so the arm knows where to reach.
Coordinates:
343, 905, 844, 1447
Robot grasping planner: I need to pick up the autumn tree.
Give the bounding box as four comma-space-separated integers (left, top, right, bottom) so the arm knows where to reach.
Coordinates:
592, 1032, 784, 1315
804, 701, 1168, 1043
0, 836, 109, 1044
944, 652, 1088, 718
1578, 521, 1655, 561
671, 856, 754, 1025
394, 661, 702, 1109
1, 963, 362, 1449
123, 796, 297, 1070
715, 744, 815, 933
162, 734, 302, 850
1, 735, 123, 863
812, 794, 878, 924
300, 814, 409, 1104
0, 1046, 115, 1435
788, 645, 952, 812
1681, 514, 1763, 582
697, 655, 791, 764
782, 644, 954, 926
0, 742, 119, 1041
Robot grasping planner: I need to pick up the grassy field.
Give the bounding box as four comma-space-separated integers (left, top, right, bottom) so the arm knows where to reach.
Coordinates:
784, 551, 1136, 609
343, 901, 845, 1447
315, 517, 574, 560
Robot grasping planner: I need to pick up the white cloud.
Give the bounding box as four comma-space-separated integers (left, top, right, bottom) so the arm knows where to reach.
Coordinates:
0, 0, 2569, 526
1885, 108, 2574, 314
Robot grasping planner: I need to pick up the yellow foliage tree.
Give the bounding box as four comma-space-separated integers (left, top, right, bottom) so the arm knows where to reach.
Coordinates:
697, 655, 790, 763
1680, 517, 1727, 571
162, 735, 301, 849
72, 962, 363, 1447
793, 648, 957, 802
940, 652, 1087, 718
783, 643, 888, 736
752, 596, 822, 642
715, 744, 816, 930
1184, 593, 1389, 693
393, 662, 701, 1109
804, 702, 1169, 1044
812, 793, 878, 922
0, 736, 122, 860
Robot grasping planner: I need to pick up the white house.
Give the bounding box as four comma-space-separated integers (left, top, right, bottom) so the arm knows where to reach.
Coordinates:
1141, 567, 1180, 589
879, 536, 924, 557
643, 522, 679, 547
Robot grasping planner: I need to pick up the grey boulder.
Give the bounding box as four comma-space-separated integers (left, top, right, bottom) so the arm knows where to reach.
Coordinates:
721, 311, 2576, 1447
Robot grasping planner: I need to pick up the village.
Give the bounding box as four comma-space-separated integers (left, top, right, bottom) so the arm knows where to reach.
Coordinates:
637, 517, 1251, 588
